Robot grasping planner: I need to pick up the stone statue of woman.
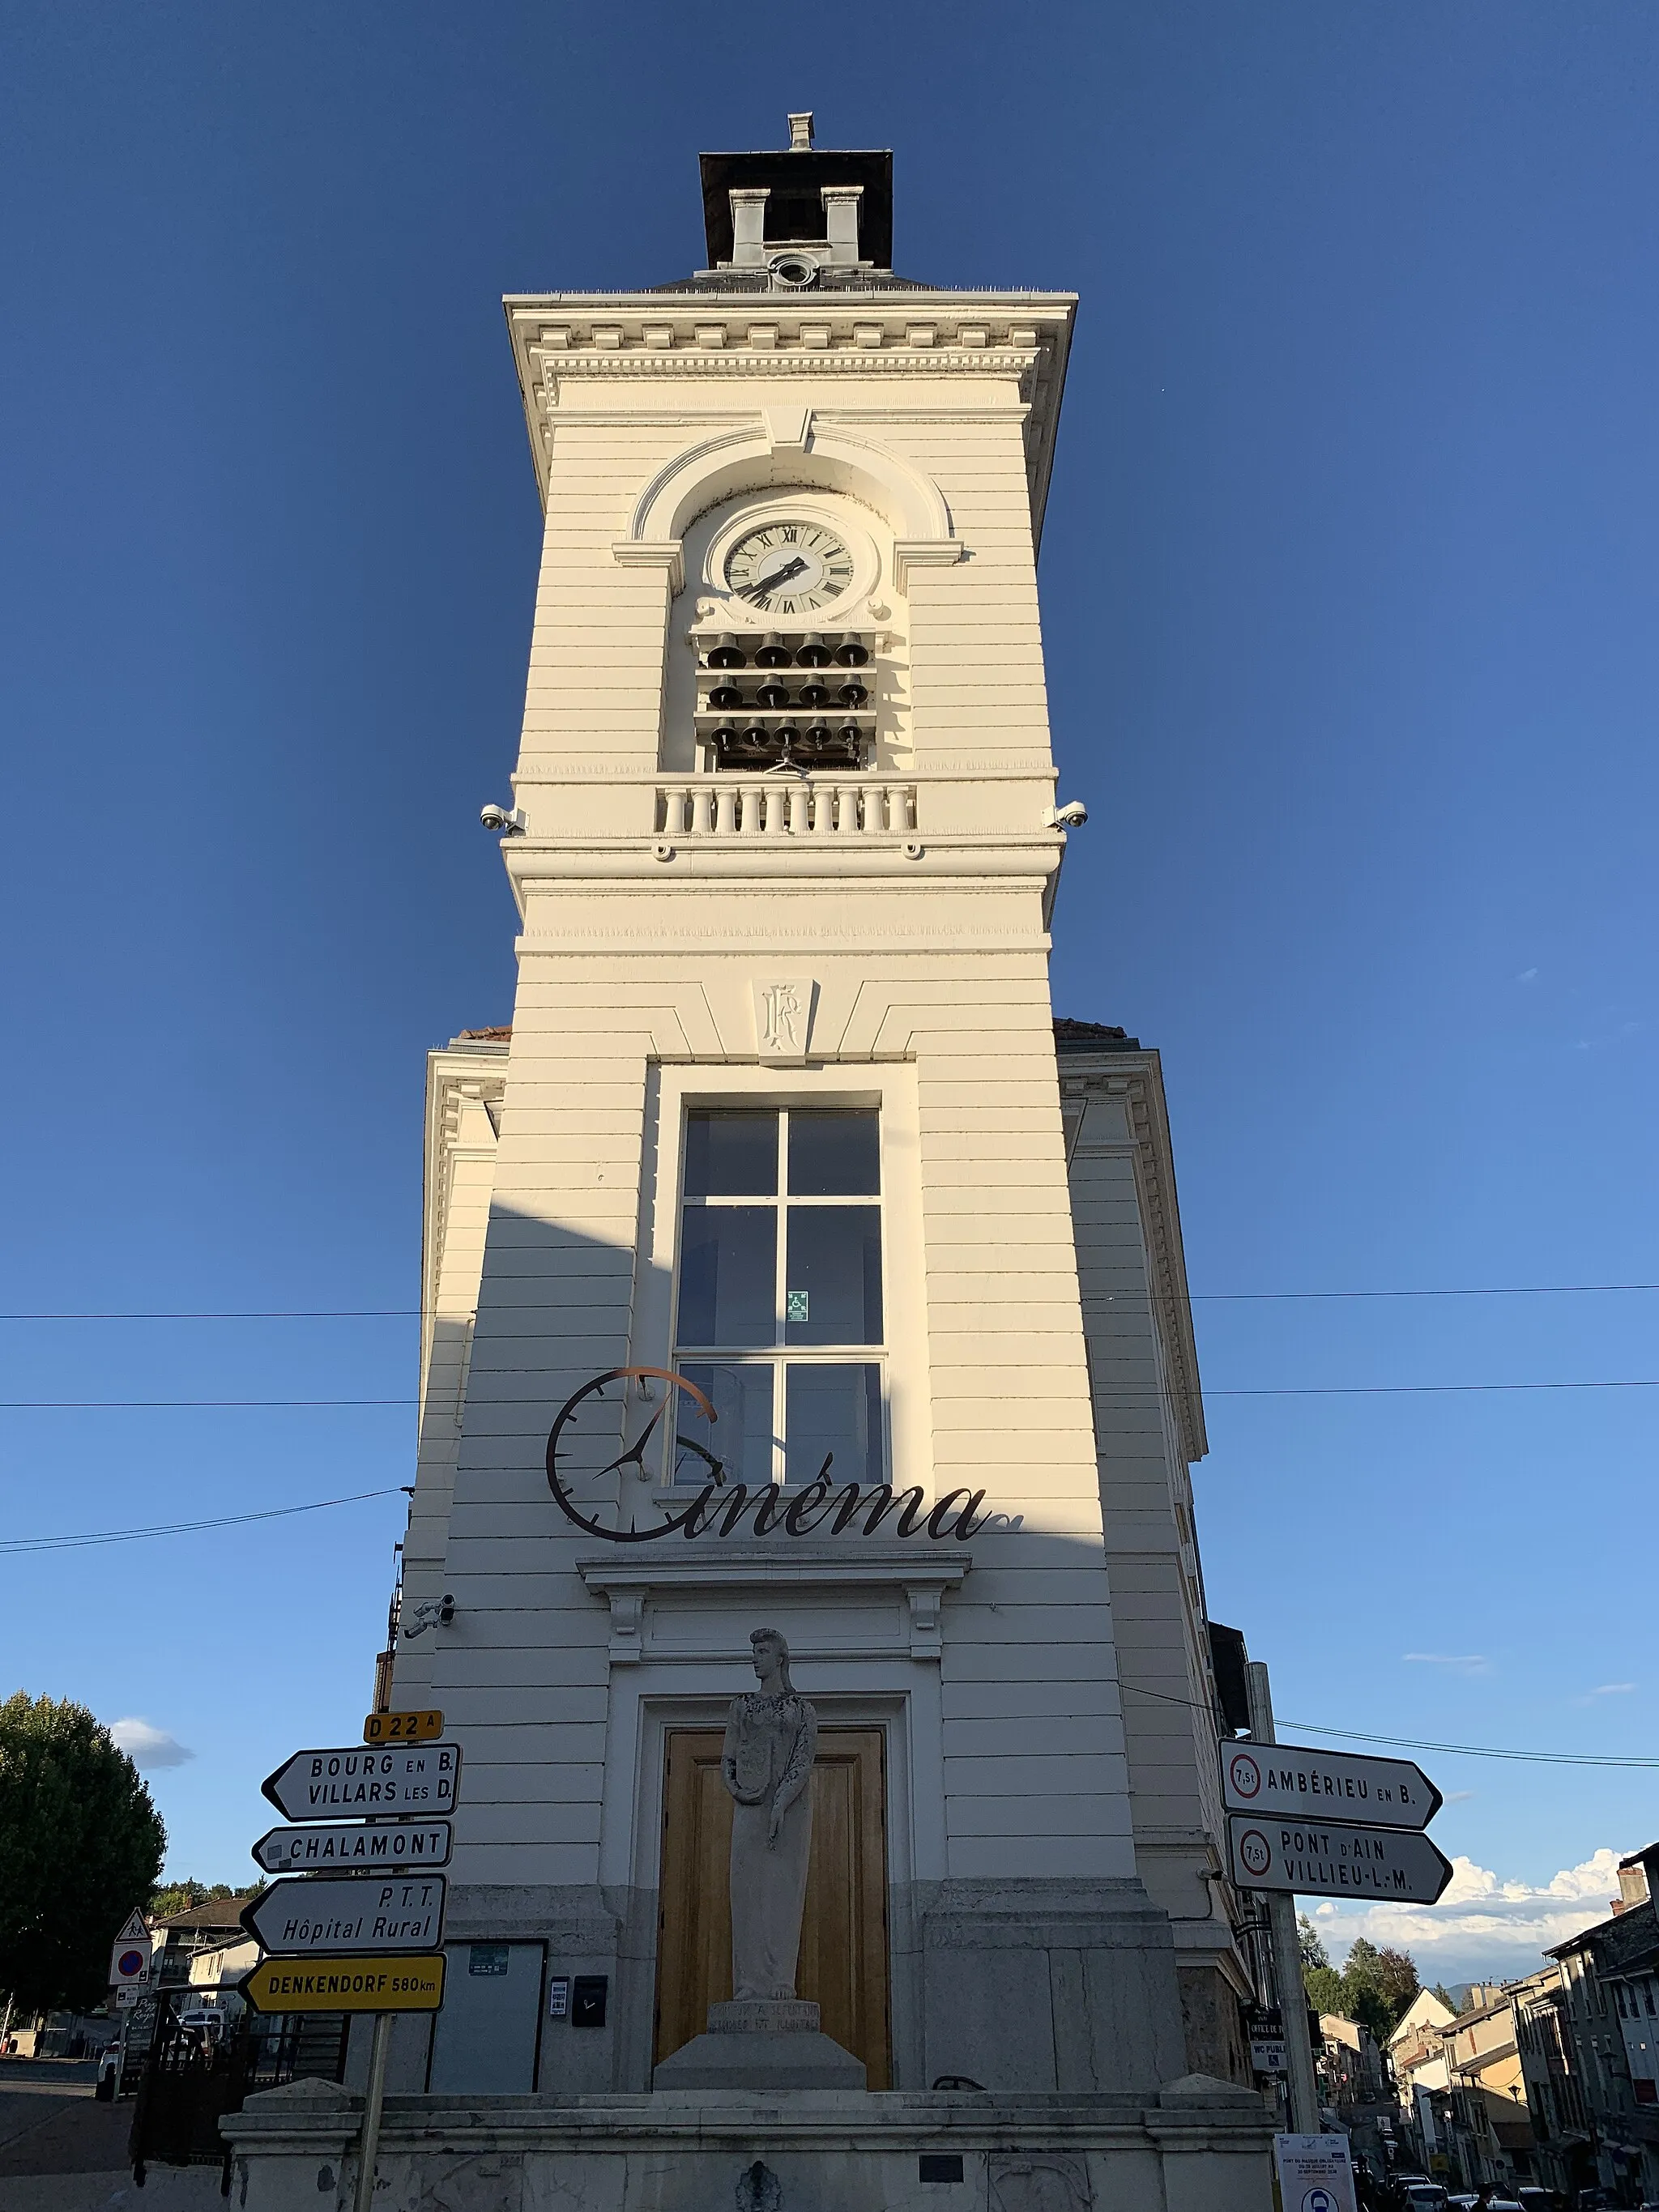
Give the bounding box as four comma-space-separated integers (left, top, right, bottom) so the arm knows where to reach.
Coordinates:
721, 1627, 818, 2002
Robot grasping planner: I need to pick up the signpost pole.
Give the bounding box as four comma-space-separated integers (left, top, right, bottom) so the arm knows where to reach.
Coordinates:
353, 2011, 394, 2212
1244, 1660, 1321, 2135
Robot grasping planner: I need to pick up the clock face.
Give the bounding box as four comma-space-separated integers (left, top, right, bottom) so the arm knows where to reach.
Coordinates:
723, 520, 855, 615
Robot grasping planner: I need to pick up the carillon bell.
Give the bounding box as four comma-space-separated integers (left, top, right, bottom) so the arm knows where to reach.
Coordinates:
706, 633, 747, 669
754, 633, 792, 668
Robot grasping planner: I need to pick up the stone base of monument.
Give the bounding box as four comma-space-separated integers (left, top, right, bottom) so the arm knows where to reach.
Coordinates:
650, 1996, 868, 2090
225, 2075, 1274, 2212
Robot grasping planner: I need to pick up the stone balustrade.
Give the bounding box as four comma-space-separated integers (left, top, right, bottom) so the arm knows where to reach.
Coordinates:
655, 780, 917, 838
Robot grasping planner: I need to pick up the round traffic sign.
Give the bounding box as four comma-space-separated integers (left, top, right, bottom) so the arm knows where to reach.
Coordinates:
1228, 1749, 1262, 1798
116, 1948, 146, 1980
1238, 1827, 1273, 1877
1302, 2191, 1336, 2212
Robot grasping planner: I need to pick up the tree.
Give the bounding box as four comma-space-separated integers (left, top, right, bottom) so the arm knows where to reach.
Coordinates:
1304, 1964, 1346, 2017
148, 1880, 241, 1920
1341, 1938, 1422, 2040
1299, 1915, 1331, 1972
1431, 1982, 1459, 2015
0, 1694, 166, 2014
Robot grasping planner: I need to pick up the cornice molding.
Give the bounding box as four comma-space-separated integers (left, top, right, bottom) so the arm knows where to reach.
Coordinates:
506, 292, 1076, 544
1060, 1050, 1208, 1465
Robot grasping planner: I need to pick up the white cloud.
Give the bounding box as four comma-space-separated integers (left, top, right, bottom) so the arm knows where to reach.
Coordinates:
1313, 1847, 1629, 1981
1516, 968, 1538, 983
1444, 1790, 1476, 1804
1592, 1683, 1636, 1696
1402, 1652, 1493, 1677
109, 1718, 194, 1771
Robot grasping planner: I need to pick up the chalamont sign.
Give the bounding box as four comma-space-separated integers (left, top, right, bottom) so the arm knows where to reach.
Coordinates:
545, 1367, 1014, 1546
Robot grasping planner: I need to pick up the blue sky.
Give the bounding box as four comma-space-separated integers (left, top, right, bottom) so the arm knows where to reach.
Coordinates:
2, 4, 1653, 1980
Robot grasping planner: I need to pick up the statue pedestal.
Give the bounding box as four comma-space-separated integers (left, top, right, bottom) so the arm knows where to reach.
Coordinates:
652, 1997, 867, 2090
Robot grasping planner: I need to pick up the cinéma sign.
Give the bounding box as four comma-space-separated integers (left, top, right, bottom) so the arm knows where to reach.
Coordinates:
546, 1368, 1019, 1546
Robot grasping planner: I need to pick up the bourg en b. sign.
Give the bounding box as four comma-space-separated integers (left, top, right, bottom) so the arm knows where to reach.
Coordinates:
253, 1820, 451, 1875
240, 1954, 446, 2016
1221, 1741, 1442, 1831
262, 1742, 462, 1823
241, 1874, 446, 1956
1228, 1813, 1453, 1904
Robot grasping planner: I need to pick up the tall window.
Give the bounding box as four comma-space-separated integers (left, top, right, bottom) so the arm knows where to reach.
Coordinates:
672, 1107, 884, 1489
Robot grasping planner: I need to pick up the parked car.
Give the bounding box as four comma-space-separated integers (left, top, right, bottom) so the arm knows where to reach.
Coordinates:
1400, 2188, 1449, 2211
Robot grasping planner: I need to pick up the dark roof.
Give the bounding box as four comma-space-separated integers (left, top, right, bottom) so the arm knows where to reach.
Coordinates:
1053, 1017, 1141, 1051
1550, 1894, 1658, 1971
153, 1895, 253, 1934
458, 1026, 512, 1042
647, 268, 928, 297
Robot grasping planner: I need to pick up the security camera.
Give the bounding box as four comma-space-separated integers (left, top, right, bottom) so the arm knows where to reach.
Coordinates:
1051, 800, 1089, 829
480, 803, 526, 835
400, 1594, 456, 1641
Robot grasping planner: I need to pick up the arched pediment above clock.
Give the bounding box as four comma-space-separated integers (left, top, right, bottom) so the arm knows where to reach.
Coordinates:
614, 417, 961, 594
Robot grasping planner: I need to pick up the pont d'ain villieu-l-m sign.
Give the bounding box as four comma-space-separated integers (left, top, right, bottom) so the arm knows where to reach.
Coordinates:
546, 1367, 1021, 1545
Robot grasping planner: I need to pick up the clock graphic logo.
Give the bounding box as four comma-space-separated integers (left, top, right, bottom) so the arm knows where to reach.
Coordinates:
723, 520, 855, 614
545, 1366, 720, 1544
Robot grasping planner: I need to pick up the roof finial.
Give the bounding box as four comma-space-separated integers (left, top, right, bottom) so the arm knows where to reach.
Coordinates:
787, 112, 815, 151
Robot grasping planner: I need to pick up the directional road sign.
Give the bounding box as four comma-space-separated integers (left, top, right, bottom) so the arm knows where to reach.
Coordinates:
1221, 1740, 1442, 1831
241, 1954, 446, 2015
363, 1709, 444, 1745
241, 1873, 446, 1955
1228, 1813, 1454, 1903
252, 1820, 452, 1876
261, 1742, 462, 1823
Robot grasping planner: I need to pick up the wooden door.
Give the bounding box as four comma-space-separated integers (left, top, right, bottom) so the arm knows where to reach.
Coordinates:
655, 1727, 890, 2086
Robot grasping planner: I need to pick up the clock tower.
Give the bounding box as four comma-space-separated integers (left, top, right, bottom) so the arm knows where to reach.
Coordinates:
341, 116, 1271, 2205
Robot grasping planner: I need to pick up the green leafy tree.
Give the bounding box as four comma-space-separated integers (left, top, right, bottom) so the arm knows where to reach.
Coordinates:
1304, 1963, 1346, 2017
1299, 1915, 1331, 1972
1341, 1938, 1421, 2039
1431, 1982, 1458, 2014
148, 1880, 240, 1920
0, 1694, 166, 2013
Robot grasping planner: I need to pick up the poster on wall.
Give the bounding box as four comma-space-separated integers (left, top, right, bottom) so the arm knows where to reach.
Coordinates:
1272, 2133, 1358, 2212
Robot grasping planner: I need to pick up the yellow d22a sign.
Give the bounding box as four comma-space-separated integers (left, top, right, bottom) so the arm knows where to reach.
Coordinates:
363, 1710, 444, 1745
241, 1954, 446, 2014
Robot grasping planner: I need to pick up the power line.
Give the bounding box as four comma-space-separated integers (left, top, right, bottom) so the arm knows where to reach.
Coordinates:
1192, 1283, 1659, 1303
1277, 1720, 1659, 1771
2, 1282, 1657, 1321
5, 1378, 1659, 1409
0, 1489, 405, 1554
0, 1310, 420, 1322
1119, 1685, 1659, 1771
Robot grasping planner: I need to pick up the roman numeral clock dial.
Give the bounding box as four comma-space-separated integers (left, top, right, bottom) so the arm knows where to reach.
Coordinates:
723, 522, 855, 615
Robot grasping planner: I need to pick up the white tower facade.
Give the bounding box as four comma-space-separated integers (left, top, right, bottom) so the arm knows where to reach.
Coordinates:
384, 123, 1253, 2118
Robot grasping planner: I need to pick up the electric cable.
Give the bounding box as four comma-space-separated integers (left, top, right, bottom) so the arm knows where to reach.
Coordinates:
1119, 1682, 1659, 1769
1, 1281, 1657, 1321
4, 1377, 1659, 1409
0, 1489, 404, 1554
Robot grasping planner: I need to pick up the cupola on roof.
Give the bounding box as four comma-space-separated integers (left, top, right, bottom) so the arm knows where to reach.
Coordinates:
697, 112, 893, 279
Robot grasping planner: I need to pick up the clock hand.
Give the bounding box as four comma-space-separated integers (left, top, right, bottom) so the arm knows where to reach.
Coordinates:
593, 1396, 671, 1481
741, 556, 808, 599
